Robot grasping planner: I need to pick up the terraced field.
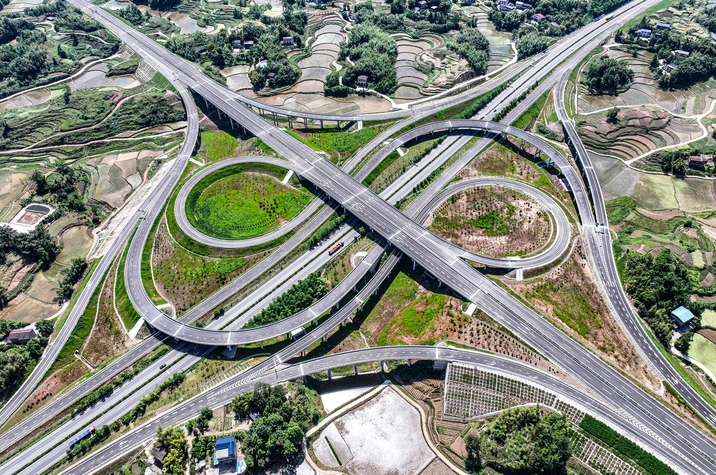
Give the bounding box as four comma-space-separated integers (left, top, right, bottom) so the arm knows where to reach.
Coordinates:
577, 107, 701, 161
578, 49, 716, 115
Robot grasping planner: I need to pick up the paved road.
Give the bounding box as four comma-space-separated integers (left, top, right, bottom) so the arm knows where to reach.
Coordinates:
57, 345, 699, 475
59, 2, 716, 474
555, 71, 716, 429
174, 156, 326, 249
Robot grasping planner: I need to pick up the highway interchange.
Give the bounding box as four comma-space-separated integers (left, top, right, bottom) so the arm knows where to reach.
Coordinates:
2, 0, 716, 473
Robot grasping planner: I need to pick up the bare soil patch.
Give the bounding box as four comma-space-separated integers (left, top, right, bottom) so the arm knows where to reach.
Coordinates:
428, 186, 551, 258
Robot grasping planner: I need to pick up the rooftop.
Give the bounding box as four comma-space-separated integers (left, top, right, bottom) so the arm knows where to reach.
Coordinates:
671, 306, 694, 325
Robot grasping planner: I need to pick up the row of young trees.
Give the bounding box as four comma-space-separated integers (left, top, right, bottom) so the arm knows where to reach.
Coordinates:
245, 272, 329, 327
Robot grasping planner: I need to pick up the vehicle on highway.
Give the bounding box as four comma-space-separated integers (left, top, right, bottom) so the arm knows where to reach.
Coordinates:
328, 241, 344, 256
68, 426, 95, 449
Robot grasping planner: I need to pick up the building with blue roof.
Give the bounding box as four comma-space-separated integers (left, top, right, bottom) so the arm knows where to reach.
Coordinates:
213, 437, 236, 466
671, 306, 694, 327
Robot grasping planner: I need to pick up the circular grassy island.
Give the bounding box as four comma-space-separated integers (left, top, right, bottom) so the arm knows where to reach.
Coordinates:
428, 185, 552, 259
186, 163, 313, 241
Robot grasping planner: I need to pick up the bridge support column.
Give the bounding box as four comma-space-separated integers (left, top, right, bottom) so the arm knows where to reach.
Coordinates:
354, 364, 359, 376
380, 361, 386, 373
520, 138, 525, 150
203, 97, 209, 108
313, 319, 318, 326
229, 118, 235, 130
259, 340, 263, 349
437, 280, 442, 287
407, 359, 412, 367
300, 350, 306, 357
304, 117, 308, 128
320, 119, 324, 129
328, 369, 333, 380
322, 335, 327, 343
412, 260, 416, 271
272, 112, 278, 126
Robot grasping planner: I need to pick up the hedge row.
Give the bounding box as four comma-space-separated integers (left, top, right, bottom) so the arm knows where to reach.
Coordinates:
579, 415, 678, 475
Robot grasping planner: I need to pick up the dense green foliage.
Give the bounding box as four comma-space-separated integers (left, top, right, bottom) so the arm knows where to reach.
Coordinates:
117, 3, 150, 26
674, 331, 694, 353
0, 0, 117, 98
245, 272, 328, 327
0, 226, 61, 270
623, 249, 693, 345
584, 56, 634, 92
516, 32, 550, 59
490, 0, 630, 35
167, 7, 306, 90
232, 382, 321, 469
31, 161, 88, 212
0, 319, 25, 339
466, 406, 572, 474
155, 426, 188, 475
0, 319, 53, 401
186, 407, 213, 435
580, 415, 678, 475
449, 28, 490, 75
338, 23, 398, 94
57, 258, 88, 298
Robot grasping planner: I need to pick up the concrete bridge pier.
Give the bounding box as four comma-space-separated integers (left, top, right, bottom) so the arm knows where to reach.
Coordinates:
229, 118, 235, 130
354, 364, 359, 376
380, 361, 387, 373
320, 119, 324, 129
407, 359, 412, 367
322, 335, 327, 343
304, 117, 308, 128
259, 340, 264, 349
300, 350, 306, 357
520, 138, 525, 150
412, 259, 416, 271
328, 369, 333, 380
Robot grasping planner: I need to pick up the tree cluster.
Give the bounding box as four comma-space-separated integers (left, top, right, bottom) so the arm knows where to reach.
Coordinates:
117, 3, 150, 26
232, 382, 321, 470
0, 319, 53, 400
449, 28, 490, 76
0, 226, 61, 270
26, 0, 100, 32
0, 319, 25, 339
186, 407, 213, 436
623, 249, 694, 345
56, 257, 88, 298
31, 161, 88, 213
465, 406, 572, 474
155, 426, 188, 475
245, 272, 328, 327
338, 23, 398, 94
584, 56, 634, 92
515, 32, 550, 59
